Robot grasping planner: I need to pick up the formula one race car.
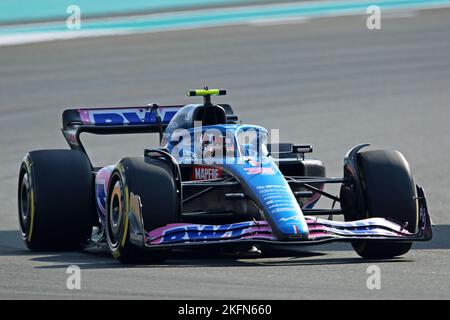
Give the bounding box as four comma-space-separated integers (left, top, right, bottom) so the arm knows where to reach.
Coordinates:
17, 88, 432, 263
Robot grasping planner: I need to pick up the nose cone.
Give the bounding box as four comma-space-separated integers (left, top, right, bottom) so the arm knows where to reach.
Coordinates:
270, 204, 309, 240
226, 159, 309, 241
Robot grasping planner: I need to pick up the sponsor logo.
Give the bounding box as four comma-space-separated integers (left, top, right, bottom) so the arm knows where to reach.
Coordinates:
279, 216, 299, 222
161, 222, 256, 243
271, 207, 296, 213
191, 166, 222, 181
80, 108, 178, 125
244, 167, 275, 175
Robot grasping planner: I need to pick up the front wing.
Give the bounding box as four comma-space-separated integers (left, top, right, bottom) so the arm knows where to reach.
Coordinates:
138, 187, 432, 249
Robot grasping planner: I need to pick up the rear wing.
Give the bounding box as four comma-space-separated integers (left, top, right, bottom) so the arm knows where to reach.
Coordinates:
61, 104, 237, 152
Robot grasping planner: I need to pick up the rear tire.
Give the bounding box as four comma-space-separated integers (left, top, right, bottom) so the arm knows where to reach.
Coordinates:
348, 150, 418, 259
106, 157, 179, 264
18, 150, 95, 251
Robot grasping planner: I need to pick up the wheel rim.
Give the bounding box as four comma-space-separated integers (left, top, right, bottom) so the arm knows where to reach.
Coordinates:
19, 172, 30, 233
108, 179, 124, 247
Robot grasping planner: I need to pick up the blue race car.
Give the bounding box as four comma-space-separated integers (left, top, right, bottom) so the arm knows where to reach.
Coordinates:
17, 88, 432, 263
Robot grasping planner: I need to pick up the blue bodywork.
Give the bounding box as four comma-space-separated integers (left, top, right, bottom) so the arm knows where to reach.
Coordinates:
164, 124, 309, 240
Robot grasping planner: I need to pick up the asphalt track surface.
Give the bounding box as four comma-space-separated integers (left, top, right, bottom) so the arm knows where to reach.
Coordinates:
1, 8, 450, 299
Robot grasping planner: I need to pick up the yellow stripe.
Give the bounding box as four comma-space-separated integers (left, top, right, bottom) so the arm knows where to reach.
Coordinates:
27, 190, 35, 241
120, 185, 129, 248
187, 89, 220, 96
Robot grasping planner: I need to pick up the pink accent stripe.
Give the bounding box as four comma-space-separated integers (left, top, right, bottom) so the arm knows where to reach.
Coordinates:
79, 109, 91, 124
302, 184, 324, 209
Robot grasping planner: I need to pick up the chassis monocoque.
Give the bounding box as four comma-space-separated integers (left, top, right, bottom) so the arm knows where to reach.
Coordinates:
17, 89, 432, 263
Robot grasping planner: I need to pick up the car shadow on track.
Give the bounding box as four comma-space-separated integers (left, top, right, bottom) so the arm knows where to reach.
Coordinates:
28, 249, 414, 270
0, 229, 36, 257
1, 225, 449, 269
29, 247, 329, 269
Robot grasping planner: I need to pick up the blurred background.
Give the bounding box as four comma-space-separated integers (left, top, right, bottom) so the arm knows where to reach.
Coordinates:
0, 0, 449, 299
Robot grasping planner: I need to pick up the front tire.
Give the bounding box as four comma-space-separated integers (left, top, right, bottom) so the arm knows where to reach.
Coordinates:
106, 157, 179, 264
343, 150, 419, 259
